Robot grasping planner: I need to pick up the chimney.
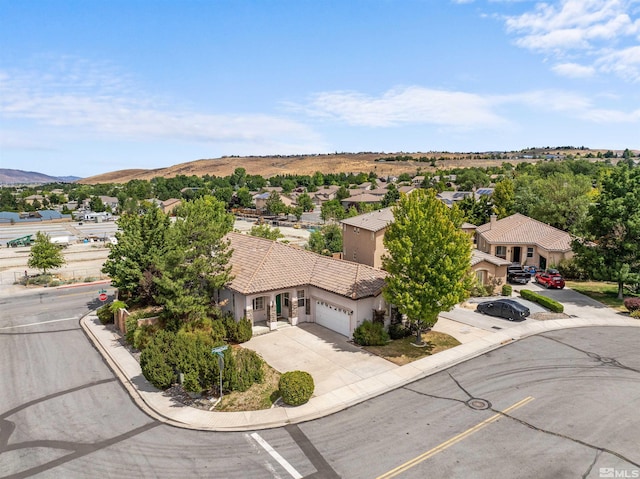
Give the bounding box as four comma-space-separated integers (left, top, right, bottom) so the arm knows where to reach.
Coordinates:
489, 214, 497, 229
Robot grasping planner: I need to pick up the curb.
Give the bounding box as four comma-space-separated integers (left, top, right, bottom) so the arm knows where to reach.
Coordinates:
82, 313, 640, 432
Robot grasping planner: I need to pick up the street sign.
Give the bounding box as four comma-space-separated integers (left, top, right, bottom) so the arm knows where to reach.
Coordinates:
211, 345, 228, 354
99, 293, 108, 301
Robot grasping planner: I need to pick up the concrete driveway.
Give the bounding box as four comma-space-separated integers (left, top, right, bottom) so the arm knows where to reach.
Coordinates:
243, 323, 397, 396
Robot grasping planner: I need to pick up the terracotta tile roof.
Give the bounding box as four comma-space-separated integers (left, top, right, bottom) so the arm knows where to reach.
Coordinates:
471, 249, 511, 267
226, 232, 387, 299
340, 207, 395, 232
476, 213, 572, 252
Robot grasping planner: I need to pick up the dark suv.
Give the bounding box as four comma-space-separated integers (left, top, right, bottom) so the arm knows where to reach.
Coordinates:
476, 299, 531, 321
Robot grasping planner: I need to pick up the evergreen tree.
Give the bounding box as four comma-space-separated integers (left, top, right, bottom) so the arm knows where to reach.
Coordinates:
383, 189, 473, 345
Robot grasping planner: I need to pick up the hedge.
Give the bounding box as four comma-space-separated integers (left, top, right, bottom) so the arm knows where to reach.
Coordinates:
520, 289, 564, 313
501, 284, 512, 297
353, 320, 389, 346
279, 370, 314, 406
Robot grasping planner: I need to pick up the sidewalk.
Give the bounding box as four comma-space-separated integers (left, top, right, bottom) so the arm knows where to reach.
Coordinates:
80, 310, 640, 432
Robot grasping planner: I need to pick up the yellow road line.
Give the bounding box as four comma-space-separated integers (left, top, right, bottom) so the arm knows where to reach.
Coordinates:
376, 396, 535, 479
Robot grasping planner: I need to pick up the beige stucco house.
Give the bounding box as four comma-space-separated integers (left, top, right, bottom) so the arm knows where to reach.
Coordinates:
219, 233, 388, 338
475, 213, 573, 270
341, 208, 508, 285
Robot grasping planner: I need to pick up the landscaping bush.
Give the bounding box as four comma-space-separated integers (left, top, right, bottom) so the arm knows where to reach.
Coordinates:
228, 317, 253, 344
353, 320, 389, 346
133, 324, 158, 351
501, 284, 512, 297
232, 348, 265, 392
96, 304, 114, 324
520, 289, 564, 313
623, 297, 640, 313
557, 258, 589, 281
279, 370, 314, 406
140, 330, 177, 389
388, 322, 412, 340
125, 315, 138, 344
222, 314, 238, 342
631, 310, 640, 319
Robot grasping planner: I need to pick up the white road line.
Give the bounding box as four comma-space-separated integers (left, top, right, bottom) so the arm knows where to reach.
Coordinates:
250, 432, 303, 479
0, 317, 78, 330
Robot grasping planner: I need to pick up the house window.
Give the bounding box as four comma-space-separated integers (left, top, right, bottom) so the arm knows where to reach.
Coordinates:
297, 290, 305, 307
252, 297, 264, 311
305, 299, 310, 315
352, 251, 357, 261
283, 293, 289, 307
527, 247, 534, 258
476, 270, 486, 284
495, 246, 507, 259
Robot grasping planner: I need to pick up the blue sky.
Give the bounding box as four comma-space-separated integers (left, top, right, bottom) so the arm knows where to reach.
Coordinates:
1, 0, 639, 178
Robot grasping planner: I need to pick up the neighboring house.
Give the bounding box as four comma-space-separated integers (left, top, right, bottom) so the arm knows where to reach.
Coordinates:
471, 249, 511, 287
24, 194, 45, 205
311, 185, 341, 205
253, 192, 294, 212
340, 192, 386, 209
341, 209, 500, 287
475, 213, 573, 270
412, 176, 425, 187
219, 233, 388, 338
341, 207, 394, 269
81, 211, 113, 222
159, 198, 181, 215
436, 191, 473, 206
81, 196, 119, 211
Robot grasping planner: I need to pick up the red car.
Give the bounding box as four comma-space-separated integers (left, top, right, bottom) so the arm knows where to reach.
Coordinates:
534, 269, 565, 289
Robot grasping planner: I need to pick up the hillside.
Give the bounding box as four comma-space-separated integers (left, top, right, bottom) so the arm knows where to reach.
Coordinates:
76, 148, 631, 185
0, 169, 81, 185
76, 152, 527, 184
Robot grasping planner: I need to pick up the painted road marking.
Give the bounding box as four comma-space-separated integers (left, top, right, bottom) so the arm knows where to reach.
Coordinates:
250, 432, 303, 479
0, 317, 78, 330
376, 396, 535, 479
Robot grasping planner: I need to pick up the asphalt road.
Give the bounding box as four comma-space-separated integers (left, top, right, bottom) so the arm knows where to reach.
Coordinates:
1, 286, 639, 478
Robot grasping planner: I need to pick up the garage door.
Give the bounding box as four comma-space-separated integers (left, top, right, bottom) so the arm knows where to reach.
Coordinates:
315, 301, 351, 337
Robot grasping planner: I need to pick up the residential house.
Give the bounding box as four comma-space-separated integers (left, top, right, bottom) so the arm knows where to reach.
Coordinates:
158, 198, 181, 215
23, 194, 45, 205
219, 233, 388, 338
311, 185, 340, 205
475, 213, 573, 270
253, 192, 294, 212
341, 209, 508, 285
412, 176, 425, 187
471, 250, 511, 288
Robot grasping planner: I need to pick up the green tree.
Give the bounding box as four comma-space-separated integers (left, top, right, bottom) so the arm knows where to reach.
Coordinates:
382, 189, 473, 345
381, 184, 400, 207
457, 194, 493, 226
336, 186, 351, 201
249, 224, 284, 240
296, 192, 314, 212
265, 191, 286, 215
572, 165, 640, 299
320, 199, 346, 222
102, 203, 171, 303
28, 232, 66, 275
235, 187, 253, 208
307, 224, 342, 256
492, 178, 515, 219
155, 197, 234, 322
90, 195, 106, 212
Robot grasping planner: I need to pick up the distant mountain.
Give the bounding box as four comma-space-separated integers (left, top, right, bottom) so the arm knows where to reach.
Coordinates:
0, 169, 82, 185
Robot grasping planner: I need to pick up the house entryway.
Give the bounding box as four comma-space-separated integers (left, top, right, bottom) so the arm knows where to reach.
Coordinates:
252, 319, 291, 336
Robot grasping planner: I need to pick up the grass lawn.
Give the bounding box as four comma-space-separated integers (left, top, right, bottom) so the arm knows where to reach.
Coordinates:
363, 331, 461, 366
216, 362, 281, 412
565, 280, 630, 311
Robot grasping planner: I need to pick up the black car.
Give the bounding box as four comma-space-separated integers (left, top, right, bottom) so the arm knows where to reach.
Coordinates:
476, 299, 530, 321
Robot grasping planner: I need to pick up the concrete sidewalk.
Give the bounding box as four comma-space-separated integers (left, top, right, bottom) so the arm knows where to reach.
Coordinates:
80, 310, 640, 432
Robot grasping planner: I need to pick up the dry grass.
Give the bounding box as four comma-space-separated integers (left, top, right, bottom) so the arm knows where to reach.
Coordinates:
364, 331, 461, 366
215, 363, 281, 412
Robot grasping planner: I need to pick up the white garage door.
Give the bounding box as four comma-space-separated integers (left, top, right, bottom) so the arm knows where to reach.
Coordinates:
315, 301, 351, 337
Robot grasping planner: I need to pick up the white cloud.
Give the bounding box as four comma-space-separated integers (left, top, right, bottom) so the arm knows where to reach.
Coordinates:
0, 59, 326, 154
502, 0, 640, 81
301, 86, 508, 129
551, 62, 596, 78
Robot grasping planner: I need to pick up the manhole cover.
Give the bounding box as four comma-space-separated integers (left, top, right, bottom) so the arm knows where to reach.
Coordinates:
466, 398, 491, 410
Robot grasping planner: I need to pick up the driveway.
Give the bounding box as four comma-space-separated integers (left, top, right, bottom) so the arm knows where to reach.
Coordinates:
243, 323, 397, 396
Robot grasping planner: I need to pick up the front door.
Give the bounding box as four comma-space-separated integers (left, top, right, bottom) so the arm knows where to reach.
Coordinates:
276, 295, 282, 316
512, 247, 521, 263
539, 255, 547, 270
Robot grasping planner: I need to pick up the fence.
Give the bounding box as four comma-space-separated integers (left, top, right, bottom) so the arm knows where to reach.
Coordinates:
0, 268, 109, 285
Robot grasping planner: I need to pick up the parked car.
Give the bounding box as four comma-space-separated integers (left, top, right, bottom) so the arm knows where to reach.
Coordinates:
507, 264, 531, 284
476, 299, 531, 321
534, 269, 566, 289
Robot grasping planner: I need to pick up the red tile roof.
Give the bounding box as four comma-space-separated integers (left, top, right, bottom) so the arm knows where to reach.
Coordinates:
476, 213, 572, 252
226, 232, 387, 299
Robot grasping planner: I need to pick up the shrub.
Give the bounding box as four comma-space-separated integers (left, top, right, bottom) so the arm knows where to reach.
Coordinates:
353, 320, 390, 346
222, 315, 237, 342
520, 289, 564, 313
623, 297, 640, 313
229, 317, 253, 344
388, 322, 412, 340
631, 310, 640, 319
501, 284, 512, 297
133, 324, 158, 351
557, 258, 589, 280
140, 331, 176, 389
125, 315, 138, 344
232, 348, 265, 392
96, 304, 114, 324
279, 370, 314, 406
